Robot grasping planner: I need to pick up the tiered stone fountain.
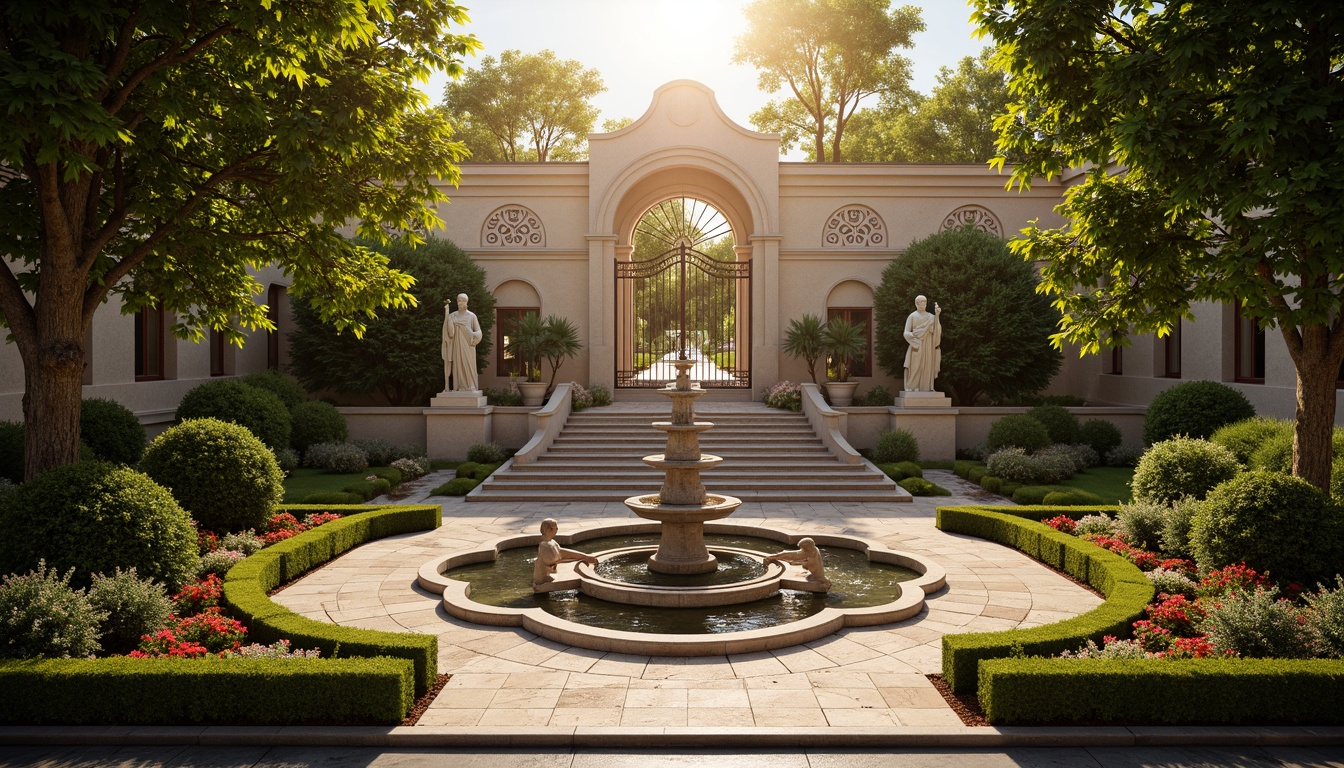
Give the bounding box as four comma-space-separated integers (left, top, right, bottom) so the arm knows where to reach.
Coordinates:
624, 359, 742, 575
418, 357, 947, 655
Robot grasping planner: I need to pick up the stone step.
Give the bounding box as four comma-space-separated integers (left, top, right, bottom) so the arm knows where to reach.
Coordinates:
467, 487, 910, 503
478, 478, 898, 492
536, 450, 841, 461
496, 468, 878, 481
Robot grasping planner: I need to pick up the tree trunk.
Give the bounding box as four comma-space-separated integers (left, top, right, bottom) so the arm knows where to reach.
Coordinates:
1293, 348, 1338, 495
22, 322, 86, 481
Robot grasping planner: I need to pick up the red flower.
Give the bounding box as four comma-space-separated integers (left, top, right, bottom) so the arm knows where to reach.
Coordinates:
173, 574, 223, 615
1198, 564, 1269, 598
1044, 515, 1076, 534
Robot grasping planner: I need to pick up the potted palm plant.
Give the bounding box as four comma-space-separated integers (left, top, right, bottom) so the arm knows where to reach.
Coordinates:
507, 312, 549, 406
781, 314, 825, 384
821, 316, 866, 407
537, 314, 582, 392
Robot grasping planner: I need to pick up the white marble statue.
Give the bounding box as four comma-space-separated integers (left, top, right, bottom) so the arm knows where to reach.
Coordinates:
442, 293, 483, 393
532, 518, 598, 587
764, 538, 831, 589
902, 295, 942, 392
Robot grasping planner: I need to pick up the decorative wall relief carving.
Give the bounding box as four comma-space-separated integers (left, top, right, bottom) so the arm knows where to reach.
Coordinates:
940, 205, 1002, 237
822, 205, 887, 248
482, 205, 545, 247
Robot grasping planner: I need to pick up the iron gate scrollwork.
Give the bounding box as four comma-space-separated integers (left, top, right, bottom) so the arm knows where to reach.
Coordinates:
616, 198, 751, 389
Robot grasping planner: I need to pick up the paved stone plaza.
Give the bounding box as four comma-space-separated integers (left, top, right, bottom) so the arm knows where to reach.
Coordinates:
272, 470, 1103, 730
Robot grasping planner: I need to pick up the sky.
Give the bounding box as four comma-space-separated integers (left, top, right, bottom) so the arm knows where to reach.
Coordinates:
421, 0, 989, 159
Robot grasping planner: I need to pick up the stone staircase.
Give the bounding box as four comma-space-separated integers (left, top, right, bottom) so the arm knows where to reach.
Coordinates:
469, 403, 911, 503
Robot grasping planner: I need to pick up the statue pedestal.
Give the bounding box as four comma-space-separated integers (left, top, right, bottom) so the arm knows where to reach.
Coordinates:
891, 391, 957, 461
894, 390, 952, 408
431, 390, 487, 408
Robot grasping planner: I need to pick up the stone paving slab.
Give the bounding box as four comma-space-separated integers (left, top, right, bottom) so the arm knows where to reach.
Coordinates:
269, 470, 1110, 731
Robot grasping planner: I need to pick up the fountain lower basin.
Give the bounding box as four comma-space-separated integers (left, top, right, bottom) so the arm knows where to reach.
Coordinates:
417, 523, 947, 656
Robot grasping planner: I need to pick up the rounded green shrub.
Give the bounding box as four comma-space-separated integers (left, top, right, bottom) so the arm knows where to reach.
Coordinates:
1201, 585, 1316, 659
858, 385, 893, 407
289, 401, 348, 454
241, 369, 308, 409
0, 562, 106, 659
467, 442, 508, 464
0, 421, 22, 483
1041, 489, 1104, 506
980, 476, 1003, 494
873, 429, 920, 463
893, 461, 922, 478
1143, 380, 1255, 445
438, 477, 479, 496
1191, 471, 1344, 586
139, 418, 284, 534
876, 463, 906, 481
1249, 427, 1344, 473
79, 398, 146, 465
0, 462, 198, 590
986, 447, 1074, 484
986, 414, 1052, 453
1027, 404, 1080, 444
87, 568, 173, 655
1116, 501, 1167, 551
1210, 417, 1293, 466
175, 379, 291, 451
1130, 437, 1240, 505
1078, 419, 1123, 460
899, 477, 950, 496
455, 461, 481, 480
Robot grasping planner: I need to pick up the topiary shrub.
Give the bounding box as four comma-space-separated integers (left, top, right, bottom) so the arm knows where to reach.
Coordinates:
455, 462, 480, 480
139, 418, 284, 534
894, 461, 922, 478
1193, 471, 1344, 586
1027, 404, 1080, 445
241, 369, 308, 410
0, 421, 22, 483
79, 398, 145, 465
289, 401, 348, 454
0, 562, 105, 659
873, 429, 919, 463
435, 477, 478, 496
1078, 419, 1123, 460
466, 442, 508, 464
175, 380, 292, 451
0, 462, 198, 590
1143, 380, 1255, 445
1210, 417, 1293, 466
87, 568, 174, 655
1130, 437, 1240, 505
980, 476, 1003, 494
986, 415, 1052, 454
1041, 489, 1104, 506
900, 477, 951, 496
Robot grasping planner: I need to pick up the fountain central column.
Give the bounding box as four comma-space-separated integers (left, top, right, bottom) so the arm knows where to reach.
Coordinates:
624, 359, 742, 574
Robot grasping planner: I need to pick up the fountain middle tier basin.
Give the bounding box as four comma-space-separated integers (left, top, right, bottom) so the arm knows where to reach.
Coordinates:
417, 523, 948, 656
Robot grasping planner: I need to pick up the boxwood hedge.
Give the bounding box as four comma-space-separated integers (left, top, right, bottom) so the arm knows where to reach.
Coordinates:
979, 657, 1344, 725
221, 503, 441, 695
0, 656, 413, 725
935, 505, 1155, 693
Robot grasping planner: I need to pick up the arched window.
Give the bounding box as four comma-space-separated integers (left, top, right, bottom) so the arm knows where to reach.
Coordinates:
493, 280, 542, 377
826, 280, 875, 378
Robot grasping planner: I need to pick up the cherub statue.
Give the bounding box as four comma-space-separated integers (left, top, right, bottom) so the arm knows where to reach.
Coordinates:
532, 518, 598, 588
764, 537, 831, 589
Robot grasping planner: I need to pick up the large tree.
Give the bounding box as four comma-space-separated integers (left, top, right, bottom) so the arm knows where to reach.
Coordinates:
443, 49, 604, 162
288, 236, 493, 407
0, 0, 479, 480
733, 0, 923, 162
840, 48, 1009, 163
974, 1, 1344, 493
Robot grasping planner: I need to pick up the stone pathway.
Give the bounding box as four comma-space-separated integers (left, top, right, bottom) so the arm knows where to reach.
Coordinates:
273, 469, 1104, 730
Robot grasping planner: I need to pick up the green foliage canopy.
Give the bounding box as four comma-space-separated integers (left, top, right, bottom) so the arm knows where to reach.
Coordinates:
734, 0, 923, 162
288, 236, 494, 406
444, 49, 604, 162
874, 227, 1061, 405
0, 0, 480, 478
973, 0, 1344, 491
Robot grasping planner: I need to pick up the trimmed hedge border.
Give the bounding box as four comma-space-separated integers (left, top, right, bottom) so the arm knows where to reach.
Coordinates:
978, 657, 1344, 725
222, 503, 442, 695
935, 505, 1155, 693
0, 656, 413, 725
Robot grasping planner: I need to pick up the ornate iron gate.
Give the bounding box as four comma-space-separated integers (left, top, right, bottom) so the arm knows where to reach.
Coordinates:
616, 199, 750, 388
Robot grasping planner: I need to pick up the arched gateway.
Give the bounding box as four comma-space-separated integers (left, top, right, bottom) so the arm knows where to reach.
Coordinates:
615, 197, 751, 388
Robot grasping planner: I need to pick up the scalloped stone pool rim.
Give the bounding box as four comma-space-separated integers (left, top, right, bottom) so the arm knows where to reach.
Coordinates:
416, 521, 948, 657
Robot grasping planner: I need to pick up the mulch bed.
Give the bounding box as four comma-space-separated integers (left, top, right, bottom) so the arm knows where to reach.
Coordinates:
402, 674, 451, 725
926, 673, 989, 726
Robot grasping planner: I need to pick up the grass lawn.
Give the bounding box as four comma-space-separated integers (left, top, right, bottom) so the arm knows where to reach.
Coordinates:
1056, 466, 1133, 504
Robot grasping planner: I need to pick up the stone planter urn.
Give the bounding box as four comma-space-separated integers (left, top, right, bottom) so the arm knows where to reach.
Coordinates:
518, 381, 548, 407
825, 381, 858, 407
